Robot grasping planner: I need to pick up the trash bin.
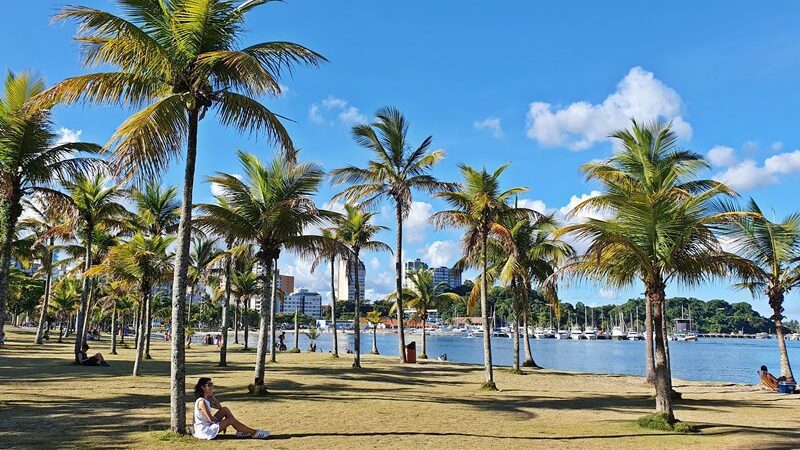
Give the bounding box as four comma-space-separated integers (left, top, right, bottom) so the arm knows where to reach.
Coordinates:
405, 341, 416, 364
778, 381, 796, 394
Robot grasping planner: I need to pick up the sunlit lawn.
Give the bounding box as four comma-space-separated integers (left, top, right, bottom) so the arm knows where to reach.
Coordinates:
0, 327, 798, 449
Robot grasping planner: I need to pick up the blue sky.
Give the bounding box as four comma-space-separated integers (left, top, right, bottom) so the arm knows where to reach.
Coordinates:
4, 1, 800, 319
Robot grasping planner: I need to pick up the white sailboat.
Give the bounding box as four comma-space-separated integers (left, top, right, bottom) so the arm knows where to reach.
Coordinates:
583, 306, 598, 340
610, 308, 626, 340
626, 308, 643, 340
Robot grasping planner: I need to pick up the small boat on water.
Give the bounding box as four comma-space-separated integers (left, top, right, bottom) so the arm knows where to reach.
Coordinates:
570, 324, 583, 340
543, 327, 557, 339
626, 329, 643, 340
611, 326, 626, 340
755, 332, 771, 339
672, 305, 699, 342
533, 327, 546, 339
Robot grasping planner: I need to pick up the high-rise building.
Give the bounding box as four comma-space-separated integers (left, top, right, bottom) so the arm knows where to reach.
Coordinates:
405, 258, 428, 272
337, 257, 365, 301
280, 288, 323, 319
246, 270, 294, 312
432, 266, 451, 286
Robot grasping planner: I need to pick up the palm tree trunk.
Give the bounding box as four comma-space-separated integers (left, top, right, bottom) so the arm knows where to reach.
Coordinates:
770, 292, 794, 381
187, 282, 195, 327
269, 261, 278, 363
253, 253, 273, 390
371, 324, 379, 354
513, 317, 520, 372
80, 279, 96, 342
144, 289, 153, 359
74, 224, 93, 362
168, 108, 199, 434
0, 189, 22, 339
58, 319, 64, 343
134, 299, 142, 350
523, 314, 537, 367
645, 297, 655, 384
110, 304, 117, 355
353, 250, 362, 368
119, 314, 125, 344
330, 258, 339, 357
234, 299, 240, 345
35, 246, 55, 344
661, 300, 673, 394
420, 316, 428, 359
219, 249, 232, 367
293, 309, 299, 351
394, 204, 407, 363
648, 284, 674, 422
243, 299, 249, 350
480, 233, 495, 389
133, 289, 149, 376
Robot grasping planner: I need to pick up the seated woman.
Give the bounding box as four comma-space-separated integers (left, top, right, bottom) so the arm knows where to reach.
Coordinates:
758, 365, 790, 391
193, 378, 269, 440
76, 342, 109, 366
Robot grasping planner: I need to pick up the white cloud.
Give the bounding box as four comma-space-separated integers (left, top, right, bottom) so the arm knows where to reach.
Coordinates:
404, 201, 433, 244
599, 288, 618, 301
707, 145, 736, 167
209, 173, 242, 198
55, 127, 82, 144
473, 117, 504, 138
771, 141, 784, 152
517, 198, 551, 214
423, 240, 460, 268
713, 149, 800, 190
526, 67, 691, 150
369, 257, 381, 270
309, 96, 367, 126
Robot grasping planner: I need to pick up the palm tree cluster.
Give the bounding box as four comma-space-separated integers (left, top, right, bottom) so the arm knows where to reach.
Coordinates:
3, 0, 797, 435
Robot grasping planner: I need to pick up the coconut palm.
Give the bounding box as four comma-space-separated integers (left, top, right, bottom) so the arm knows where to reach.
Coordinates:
42, 1, 325, 432
331, 204, 391, 368
49, 278, 81, 343
196, 150, 330, 392
128, 181, 180, 237
0, 71, 100, 339
97, 280, 132, 355
304, 325, 321, 350
62, 173, 128, 361
431, 164, 530, 390
87, 233, 174, 375
721, 199, 800, 382
389, 269, 461, 359
230, 254, 258, 350
556, 120, 740, 422
365, 310, 383, 355
330, 107, 448, 363
188, 238, 221, 328
310, 228, 349, 357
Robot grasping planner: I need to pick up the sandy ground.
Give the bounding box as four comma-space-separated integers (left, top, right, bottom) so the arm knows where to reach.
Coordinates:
0, 327, 798, 449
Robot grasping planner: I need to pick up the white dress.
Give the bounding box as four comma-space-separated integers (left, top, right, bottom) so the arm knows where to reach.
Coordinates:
193, 397, 220, 440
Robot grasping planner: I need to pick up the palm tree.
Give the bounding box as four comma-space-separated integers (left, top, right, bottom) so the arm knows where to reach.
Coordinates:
0, 71, 99, 339
331, 204, 391, 368
42, 1, 325, 432
49, 277, 81, 343
128, 181, 180, 237
310, 228, 349, 357
556, 121, 739, 422
62, 173, 128, 361
721, 199, 800, 382
97, 280, 132, 355
389, 269, 461, 359
231, 257, 258, 350
188, 238, 221, 329
196, 150, 330, 393
304, 325, 321, 350
88, 233, 174, 375
431, 164, 530, 390
365, 310, 383, 355
331, 107, 448, 363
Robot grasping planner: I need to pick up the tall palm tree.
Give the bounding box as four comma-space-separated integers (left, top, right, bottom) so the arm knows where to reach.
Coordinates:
721, 199, 800, 382
62, 173, 128, 361
49, 277, 81, 343
196, 150, 330, 393
365, 310, 383, 355
431, 164, 529, 390
331, 107, 448, 363
331, 204, 390, 368
188, 238, 221, 328
389, 269, 461, 359
231, 268, 259, 351
556, 121, 740, 422
310, 228, 349, 357
0, 71, 99, 339
42, 1, 325, 432
129, 181, 180, 237
88, 233, 174, 375
97, 280, 132, 355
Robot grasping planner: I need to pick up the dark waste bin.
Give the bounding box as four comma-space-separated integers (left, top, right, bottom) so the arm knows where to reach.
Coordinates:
405, 341, 417, 363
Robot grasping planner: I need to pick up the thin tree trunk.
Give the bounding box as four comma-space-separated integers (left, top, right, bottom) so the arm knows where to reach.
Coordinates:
645, 296, 655, 384
480, 233, 495, 388
144, 289, 153, 359
243, 299, 249, 350
293, 309, 299, 351
80, 279, 96, 342
770, 291, 794, 381
420, 316, 428, 359
523, 314, 537, 367
219, 247, 232, 367
661, 299, 673, 394
234, 299, 240, 344
395, 205, 407, 363
513, 317, 520, 372
649, 285, 674, 422
269, 261, 278, 363
353, 250, 362, 368
58, 319, 64, 343
35, 245, 55, 344
330, 258, 339, 357
134, 299, 142, 350
133, 290, 149, 376
0, 188, 22, 340
110, 304, 117, 355
253, 254, 273, 389
371, 324, 379, 354
74, 224, 93, 363
119, 315, 125, 344
169, 107, 199, 434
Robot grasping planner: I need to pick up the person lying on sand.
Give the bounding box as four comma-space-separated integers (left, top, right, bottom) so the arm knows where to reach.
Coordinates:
76, 342, 109, 366
193, 377, 269, 440
758, 365, 794, 391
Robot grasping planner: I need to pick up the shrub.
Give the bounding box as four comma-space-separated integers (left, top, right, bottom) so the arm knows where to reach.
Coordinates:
636, 413, 696, 433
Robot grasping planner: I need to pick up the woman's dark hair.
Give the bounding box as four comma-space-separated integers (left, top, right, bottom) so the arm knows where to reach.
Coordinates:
194, 377, 212, 398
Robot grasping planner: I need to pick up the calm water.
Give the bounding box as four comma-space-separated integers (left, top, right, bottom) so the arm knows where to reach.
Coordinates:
235, 330, 799, 384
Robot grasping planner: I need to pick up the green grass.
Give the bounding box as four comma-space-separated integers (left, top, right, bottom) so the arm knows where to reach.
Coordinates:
636, 413, 696, 433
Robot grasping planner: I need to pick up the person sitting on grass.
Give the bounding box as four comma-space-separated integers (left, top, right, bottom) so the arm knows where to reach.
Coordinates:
76, 342, 109, 366
193, 377, 269, 440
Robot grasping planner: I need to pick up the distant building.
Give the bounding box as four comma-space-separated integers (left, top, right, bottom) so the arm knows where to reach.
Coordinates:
247, 270, 294, 312
407, 259, 462, 289
337, 258, 365, 301
405, 258, 429, 272
281, 288, 323, 319
404, 308, 440, 324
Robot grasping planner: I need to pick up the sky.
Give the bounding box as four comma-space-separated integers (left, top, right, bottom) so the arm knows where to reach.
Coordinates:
4, 1, 800, 319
